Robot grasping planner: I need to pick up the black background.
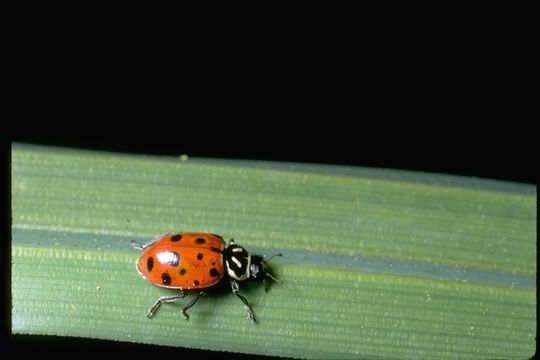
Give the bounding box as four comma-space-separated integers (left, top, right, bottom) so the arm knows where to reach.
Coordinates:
7, 14, 536, 186
7, 14, 536, 185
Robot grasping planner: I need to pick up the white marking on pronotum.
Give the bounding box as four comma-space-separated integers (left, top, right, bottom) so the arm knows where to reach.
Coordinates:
231, 256, 242, 268
232, 247, 243, 252
226, 255, 251, 280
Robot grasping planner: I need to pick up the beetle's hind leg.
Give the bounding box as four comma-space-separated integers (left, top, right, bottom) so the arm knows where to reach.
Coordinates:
146, 289, 189, 318
146, 294, 182, 318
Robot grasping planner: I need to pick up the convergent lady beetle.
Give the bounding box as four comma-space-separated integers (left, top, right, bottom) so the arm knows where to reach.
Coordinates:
131, 232, 281, 322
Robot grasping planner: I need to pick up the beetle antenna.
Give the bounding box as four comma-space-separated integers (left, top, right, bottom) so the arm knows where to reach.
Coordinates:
265, 272, 282, 284
264, 253, 282, 284
265, 253, 282, 263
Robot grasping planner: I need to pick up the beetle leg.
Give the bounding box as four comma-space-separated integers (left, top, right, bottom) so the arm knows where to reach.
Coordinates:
130, 240, 145, 251
146, 294, 182, 318
230, 279, 256, 322
181, 291, 206, 321
131, 233, 172, 251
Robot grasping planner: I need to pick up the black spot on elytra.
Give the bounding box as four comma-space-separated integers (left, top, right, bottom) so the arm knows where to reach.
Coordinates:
161, 273, 172, 285
193, 280, 200, 286
179, 268, 187, 275
147, 256, 154, 272
197, 253, 203, 260
209, 268, 220, 277
211, 261, 216, 266
170, 234, 183, 242
195, 237, 206, 245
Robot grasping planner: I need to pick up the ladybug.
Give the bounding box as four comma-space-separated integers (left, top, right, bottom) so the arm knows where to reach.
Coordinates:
131, 232, 281, 322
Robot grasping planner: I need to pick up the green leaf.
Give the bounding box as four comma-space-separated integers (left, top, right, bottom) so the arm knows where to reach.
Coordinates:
11, 143, 536, 359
